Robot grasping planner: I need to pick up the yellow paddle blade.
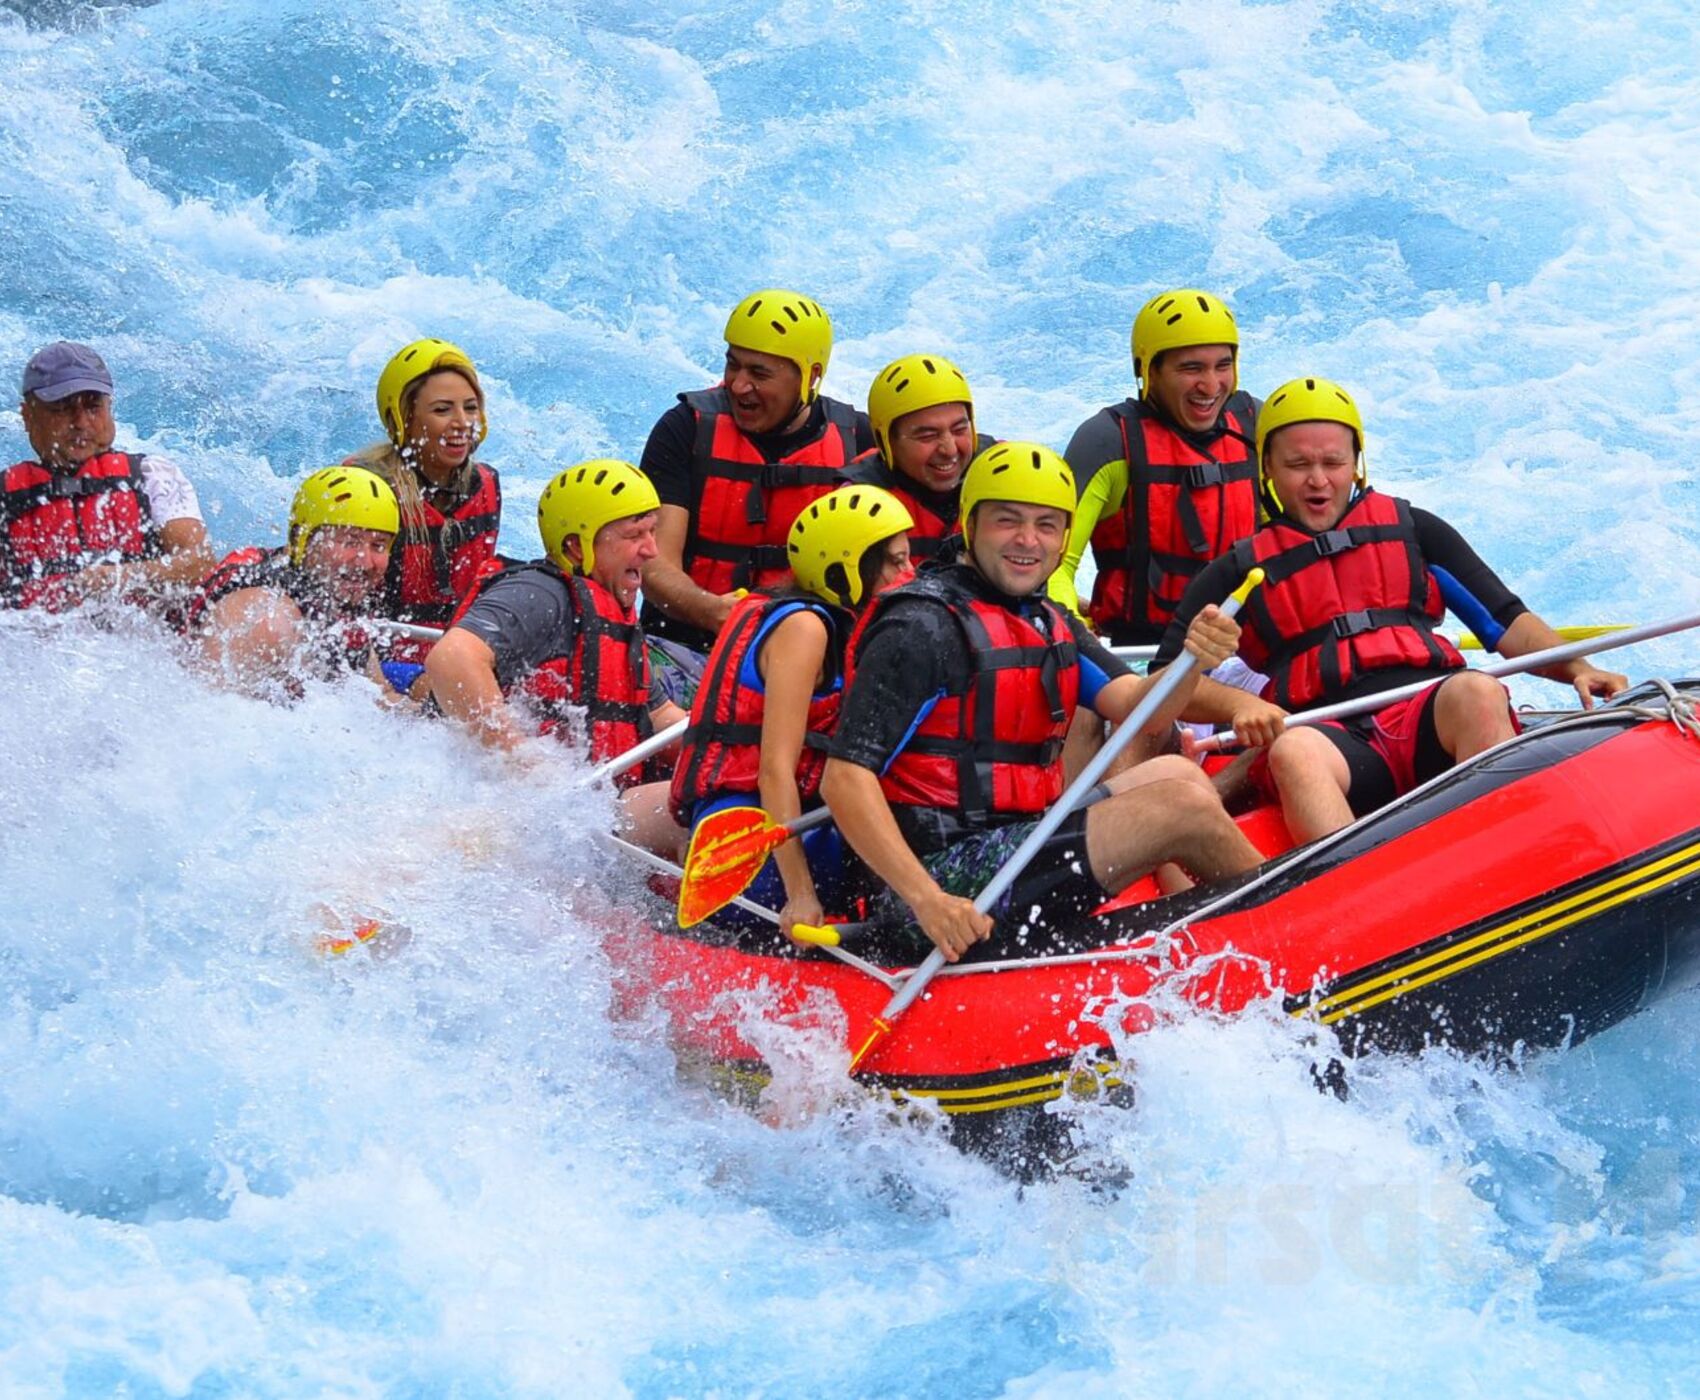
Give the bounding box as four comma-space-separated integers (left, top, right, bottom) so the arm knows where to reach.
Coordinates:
315, 918, 386, 958
1457, 623, 1628, 651
677, 805, 789, 929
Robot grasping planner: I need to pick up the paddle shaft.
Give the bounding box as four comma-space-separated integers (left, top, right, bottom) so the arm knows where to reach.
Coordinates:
1109, 623, 1632, 666
369, 618, 445, 643
580, 716, 686, 788
868, 569, 1266, 1032
1197, 608, 1700, 750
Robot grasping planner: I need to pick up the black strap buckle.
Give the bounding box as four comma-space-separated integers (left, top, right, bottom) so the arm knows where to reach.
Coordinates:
1184, 462, 1230, 489
1332, 610, 1375, 639
1312, 528, 1356, 557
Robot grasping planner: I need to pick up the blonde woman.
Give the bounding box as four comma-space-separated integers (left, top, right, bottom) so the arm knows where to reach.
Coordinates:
346, 338, 504, 639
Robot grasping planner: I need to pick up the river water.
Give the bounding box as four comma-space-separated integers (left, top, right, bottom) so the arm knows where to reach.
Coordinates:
3, 1, 1700, 1394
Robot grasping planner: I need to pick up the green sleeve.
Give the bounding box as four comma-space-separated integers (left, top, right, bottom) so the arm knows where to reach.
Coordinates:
1050, 457, 1127, 618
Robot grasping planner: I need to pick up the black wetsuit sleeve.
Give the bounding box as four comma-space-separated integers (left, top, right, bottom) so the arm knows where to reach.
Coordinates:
453, 572, 576, 691
827, 600, 966, 773
1070, 614, 1130, 676
1151, 554, 1240, 670
637, 401, 698, 510
1063, 408, 1126, 492
1411, 508, 1527, 629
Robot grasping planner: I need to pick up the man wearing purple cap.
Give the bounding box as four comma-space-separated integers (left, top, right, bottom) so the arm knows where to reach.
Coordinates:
3, 341, 213, 611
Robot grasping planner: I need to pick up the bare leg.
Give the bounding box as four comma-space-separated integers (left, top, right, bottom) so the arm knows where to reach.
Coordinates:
1085, 757, 1264, 893
1431, 671, 1516, 762
615, 779, 687, 861
1266, 727, 1353, 843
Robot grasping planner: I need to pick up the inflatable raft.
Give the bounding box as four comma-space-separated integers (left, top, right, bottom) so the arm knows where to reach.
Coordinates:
608, 680, 1700, 1167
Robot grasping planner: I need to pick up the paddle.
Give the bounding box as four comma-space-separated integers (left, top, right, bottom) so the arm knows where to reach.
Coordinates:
677, 803, 836, 928
845, 566, 1267, 1072
1108, 622, 1633, 665
1194, 609, 1700, 752
596, 831, 893, 986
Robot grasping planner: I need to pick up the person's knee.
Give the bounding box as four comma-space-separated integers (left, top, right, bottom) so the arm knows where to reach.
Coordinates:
1124, 771, 1230, 830
1437, 671, 1513, 737
1441, 670, 1509, 713
1267, 728, 1331, 785
1142, 752, 1213, 790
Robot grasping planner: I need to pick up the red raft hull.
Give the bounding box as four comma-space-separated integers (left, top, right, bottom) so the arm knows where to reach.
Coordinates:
609, 692, 1700, 1157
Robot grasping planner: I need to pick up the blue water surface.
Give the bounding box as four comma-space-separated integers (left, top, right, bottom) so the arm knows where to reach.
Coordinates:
3, 0, 1700, 1394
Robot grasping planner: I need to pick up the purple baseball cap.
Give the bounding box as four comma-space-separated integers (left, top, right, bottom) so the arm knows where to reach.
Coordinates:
21, 341, 114, 402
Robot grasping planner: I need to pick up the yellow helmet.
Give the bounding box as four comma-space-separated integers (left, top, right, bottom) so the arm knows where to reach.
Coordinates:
723, 289, 833, 405
1254, 376, 1367, 513
787, 485, 914, 608
376, 338, 487, 450
536, 459, 661, 576
1132, 288, 1239, 393
958, 441, 1076, 548
288, 466, 400, 566
867, 353, 974, 463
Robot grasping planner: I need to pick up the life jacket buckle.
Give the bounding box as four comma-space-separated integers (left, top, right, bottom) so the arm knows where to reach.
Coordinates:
1312, 528, 1356, 557
1332, 609, 1376, 639
1184, 462, 1230, 489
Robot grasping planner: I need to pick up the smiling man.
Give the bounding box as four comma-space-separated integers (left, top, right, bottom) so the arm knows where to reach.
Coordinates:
1154, 377, 1627, 842
1054, 290, 1261, 644
427, 459, 686, 851
636, 289, 873, 680
183, 466, 399, 699
3, 340, 214, 611
820, 442, 1264, 963
842, 352, 993, 569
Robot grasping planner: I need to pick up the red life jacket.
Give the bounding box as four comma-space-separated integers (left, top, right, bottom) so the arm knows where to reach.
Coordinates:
844, 442, 985, 568
1229, 490, 1465, 710
181, 546, 374, 677
851, 567, 1079, 834
0, 452, 157, 610
454, 561, 657, 786
1086, 394, 1259, 642
681, 387, 861, 595
382, 462, 502, 626
668, 591, 846, 824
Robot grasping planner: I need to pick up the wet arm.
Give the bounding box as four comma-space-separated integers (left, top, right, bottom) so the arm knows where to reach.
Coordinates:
820, 759, 991, 960
425, 626, 529, 750
196, 586, 307, 696
640, 505, 739, 635
756, 611, 831, 916
60, 516, 216, 605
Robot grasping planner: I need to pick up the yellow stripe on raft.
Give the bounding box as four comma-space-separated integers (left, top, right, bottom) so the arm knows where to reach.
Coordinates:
1298, 838, 1700, 1025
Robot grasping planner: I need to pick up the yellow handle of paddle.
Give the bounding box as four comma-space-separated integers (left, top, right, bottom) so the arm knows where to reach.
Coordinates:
790, 923, 841, 947
1456, 623, 1627, 651
1229, 567, 1265, 607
